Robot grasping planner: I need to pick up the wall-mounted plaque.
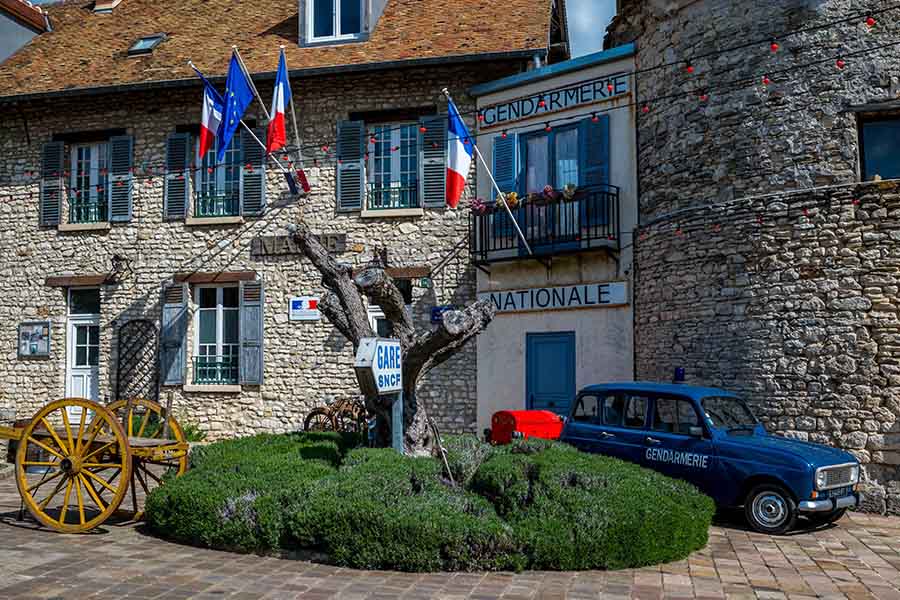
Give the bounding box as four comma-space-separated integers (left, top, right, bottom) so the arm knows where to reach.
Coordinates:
18, 321, 51, 358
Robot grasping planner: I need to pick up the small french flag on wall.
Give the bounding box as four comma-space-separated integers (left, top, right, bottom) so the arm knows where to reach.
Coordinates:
446, 98, 474, 208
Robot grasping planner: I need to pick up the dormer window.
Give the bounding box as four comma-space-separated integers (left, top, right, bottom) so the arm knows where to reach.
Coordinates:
308, 0, 363, 43
128, 34, 166, 56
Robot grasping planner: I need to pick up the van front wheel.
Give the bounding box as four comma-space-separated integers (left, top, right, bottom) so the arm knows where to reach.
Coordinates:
745, 483, 797, 535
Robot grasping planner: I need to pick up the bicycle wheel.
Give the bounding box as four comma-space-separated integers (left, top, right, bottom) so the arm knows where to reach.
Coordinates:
304, 408, 335, 432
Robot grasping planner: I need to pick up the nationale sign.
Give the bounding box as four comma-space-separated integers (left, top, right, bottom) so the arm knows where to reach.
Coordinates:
478, 282, 628, 314
480, 73, 630, 129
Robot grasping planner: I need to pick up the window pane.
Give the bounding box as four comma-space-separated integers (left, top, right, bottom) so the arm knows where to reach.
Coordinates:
222, 310, 239, 345
76, 347, 87, 366
198, 288, 217, 309
340, 0, 361, 34
652, 398, 678, 433
70, 289, 101, 314
624, 396, 648, 428
88, 326, 99, 346
198, 310, 216, 345
573, 395, 599, 423
862, 119, 900, 180
602, 395, 624, 426
88, 346, 99, 366
525, 135, 549, 193
222, 287, 239, 308
375, 317, 393, 337
313, 0, 334, 37
677, 401, 700, 434
76, 326, 87, 345
555, 128, 579, 187
395, 279, 413, 305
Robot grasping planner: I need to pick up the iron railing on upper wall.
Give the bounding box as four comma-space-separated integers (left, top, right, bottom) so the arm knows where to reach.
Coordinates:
193, 355, 239, 385
69, 198, 108, 224
470, 184, 621, 265
194, 192, 240, 218
367, 182, 419, 210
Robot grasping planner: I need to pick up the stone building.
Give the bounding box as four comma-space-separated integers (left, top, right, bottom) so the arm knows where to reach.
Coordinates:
608, 0, 900, 512
0, 0, 570, 438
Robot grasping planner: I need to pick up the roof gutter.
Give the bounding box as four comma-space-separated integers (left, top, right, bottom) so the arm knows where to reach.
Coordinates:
0, 48, 546, 106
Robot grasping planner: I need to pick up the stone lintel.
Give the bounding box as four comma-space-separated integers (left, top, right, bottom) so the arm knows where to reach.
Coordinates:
173, 271, 257, 284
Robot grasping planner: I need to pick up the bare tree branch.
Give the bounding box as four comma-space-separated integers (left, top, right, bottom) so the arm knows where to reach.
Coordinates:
354, 267, 415, 348
318, 292, 354, 342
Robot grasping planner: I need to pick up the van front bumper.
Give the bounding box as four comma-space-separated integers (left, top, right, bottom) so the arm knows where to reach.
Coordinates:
798, 493, 860, 513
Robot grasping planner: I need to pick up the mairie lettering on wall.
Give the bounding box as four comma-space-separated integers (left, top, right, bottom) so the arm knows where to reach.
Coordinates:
480, 74, 631, 129
478, 282, 629, 314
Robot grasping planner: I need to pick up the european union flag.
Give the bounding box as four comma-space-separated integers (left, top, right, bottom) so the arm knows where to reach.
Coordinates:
217, 52, 255, 163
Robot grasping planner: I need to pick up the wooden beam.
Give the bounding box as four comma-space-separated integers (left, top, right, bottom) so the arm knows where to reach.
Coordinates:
45, 274, 109, 287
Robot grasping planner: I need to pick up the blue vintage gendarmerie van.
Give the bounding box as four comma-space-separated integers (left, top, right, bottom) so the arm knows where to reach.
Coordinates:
560, 382, 862, 534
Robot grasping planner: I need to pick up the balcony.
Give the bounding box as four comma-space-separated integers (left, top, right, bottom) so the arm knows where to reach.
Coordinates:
69, 198, 107, 224
367, 182, 419, 210
193, 355, 238, 385
195, 192, 239, 218
470, 184, 620, 266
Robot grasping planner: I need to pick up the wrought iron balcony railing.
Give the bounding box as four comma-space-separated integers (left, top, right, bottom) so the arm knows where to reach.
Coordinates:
194, 192, 240, 218
470, 184, 620, 265
69, 198, 108, 224
193, 355, 239, 385
367, 182, 419, 210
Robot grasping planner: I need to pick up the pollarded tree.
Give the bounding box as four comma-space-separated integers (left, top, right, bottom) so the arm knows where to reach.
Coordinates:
290, 221, 495, 456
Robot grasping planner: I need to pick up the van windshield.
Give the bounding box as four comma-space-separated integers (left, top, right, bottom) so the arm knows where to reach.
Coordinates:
701, 396, 758, 431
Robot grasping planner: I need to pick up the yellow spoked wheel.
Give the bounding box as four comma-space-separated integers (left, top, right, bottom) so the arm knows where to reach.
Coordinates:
14, 398, 132, 533
106, 398, 188, 519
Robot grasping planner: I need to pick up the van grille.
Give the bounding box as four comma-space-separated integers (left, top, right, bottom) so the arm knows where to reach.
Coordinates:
823, 466, 853, 488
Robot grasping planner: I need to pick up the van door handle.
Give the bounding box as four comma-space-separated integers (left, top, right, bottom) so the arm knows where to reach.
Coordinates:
599, 432, 616, 439
645, 436, 661, 445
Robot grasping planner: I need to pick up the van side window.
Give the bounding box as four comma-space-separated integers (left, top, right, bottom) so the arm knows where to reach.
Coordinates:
602, 395, 624, 426
623, 395, 648, 428
652, 397, 700, 434
572, 394, 600, 423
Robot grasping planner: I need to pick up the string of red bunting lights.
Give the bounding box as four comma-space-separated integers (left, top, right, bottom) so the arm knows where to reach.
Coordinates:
0, 6, 895, 207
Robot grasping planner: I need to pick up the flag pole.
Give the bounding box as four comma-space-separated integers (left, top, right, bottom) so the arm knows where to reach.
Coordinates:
281, 46, 305, 168
440, 88, 532, 256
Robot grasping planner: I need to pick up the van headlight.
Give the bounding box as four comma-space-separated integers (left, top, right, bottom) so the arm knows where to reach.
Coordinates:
850, 464, 860, 484
815, 469, 828, 490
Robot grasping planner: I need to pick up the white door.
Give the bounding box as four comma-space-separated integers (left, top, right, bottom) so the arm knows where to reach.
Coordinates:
66, 317, 100, 422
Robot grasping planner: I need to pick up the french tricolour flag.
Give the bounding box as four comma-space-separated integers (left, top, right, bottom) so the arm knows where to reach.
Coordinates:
192, 66, 224, 160
446, 98, 474, 208
266, 51, 291, 155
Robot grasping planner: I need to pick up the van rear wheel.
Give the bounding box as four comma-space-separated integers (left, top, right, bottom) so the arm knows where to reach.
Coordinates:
744, 483, 797, 535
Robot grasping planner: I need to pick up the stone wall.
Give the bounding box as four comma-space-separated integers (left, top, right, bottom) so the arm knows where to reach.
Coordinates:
634, 180, 900, 514
0, 62, 517, 439
609, 0, 900, 219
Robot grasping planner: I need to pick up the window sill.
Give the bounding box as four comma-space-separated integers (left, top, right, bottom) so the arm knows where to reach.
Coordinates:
185, 216, 244, 226
58, 222, 111, 232
183, 384, 242, 394
361, 208, 424, 219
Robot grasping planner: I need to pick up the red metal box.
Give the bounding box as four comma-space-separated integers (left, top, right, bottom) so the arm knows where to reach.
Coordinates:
490, 410, 564, 445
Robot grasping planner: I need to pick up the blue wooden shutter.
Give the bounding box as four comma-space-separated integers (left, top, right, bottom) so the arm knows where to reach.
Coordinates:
240, 127, 267, 216
107, 135, 133, 222
164, 133, 190, 220
160, 283, 188, 386
418, 115, 447, 208
239, 280, 264, 385
336, 120, 365, 211
580, 115, 611, 227
40, 141, 64, 227
492, 133, 518, 237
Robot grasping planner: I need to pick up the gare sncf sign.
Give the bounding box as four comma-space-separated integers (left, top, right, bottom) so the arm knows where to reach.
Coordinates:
480, 73, 631, 129
478, 282, 629, 314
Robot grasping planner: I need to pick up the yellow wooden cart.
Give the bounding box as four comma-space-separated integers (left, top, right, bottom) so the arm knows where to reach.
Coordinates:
0, 397, 189, 533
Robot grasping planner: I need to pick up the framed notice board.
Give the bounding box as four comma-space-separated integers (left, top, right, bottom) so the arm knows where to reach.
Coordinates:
18, 321, 51, 358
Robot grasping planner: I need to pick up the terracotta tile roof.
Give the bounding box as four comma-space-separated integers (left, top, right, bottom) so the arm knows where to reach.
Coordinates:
0, 0, 555, 101
0, 0, 47, 32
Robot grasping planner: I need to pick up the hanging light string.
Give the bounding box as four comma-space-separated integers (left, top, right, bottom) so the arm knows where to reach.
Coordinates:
2, 21, 898, 184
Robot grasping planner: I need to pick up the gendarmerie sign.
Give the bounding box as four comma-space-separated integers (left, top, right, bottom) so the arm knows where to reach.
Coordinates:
478, 282, 628, 314
251, 234, 346, 256
481, 73, 630, 129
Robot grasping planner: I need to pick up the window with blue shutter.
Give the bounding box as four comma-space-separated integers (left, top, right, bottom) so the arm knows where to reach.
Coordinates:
419, 115, 447, 208
40, 141, 64, 227
491, 133, 518, 240
107, 135, 133, 222
239, 280, 264, 385
164, 133, 191, 220
579, 114, 611, 227
240, 127, 266, 216
336, 120, 365, 211
160, 283, 188, 386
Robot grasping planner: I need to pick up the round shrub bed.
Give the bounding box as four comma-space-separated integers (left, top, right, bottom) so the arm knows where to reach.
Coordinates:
146, 433, 714, 572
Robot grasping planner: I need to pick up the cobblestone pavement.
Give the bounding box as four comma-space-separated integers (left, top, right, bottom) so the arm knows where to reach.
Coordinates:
0, 479, 899, 600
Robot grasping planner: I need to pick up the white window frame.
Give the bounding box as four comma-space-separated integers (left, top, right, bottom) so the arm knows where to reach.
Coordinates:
193, 136, 242, 216
306, 0, 365, 43
193, 285, 240, 363
70, 142, 109, 215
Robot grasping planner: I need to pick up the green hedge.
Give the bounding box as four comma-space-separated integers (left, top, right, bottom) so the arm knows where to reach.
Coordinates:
146, 433, 714, 571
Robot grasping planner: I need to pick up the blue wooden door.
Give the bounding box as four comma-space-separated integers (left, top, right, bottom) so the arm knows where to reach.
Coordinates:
526, 332, 576, 416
